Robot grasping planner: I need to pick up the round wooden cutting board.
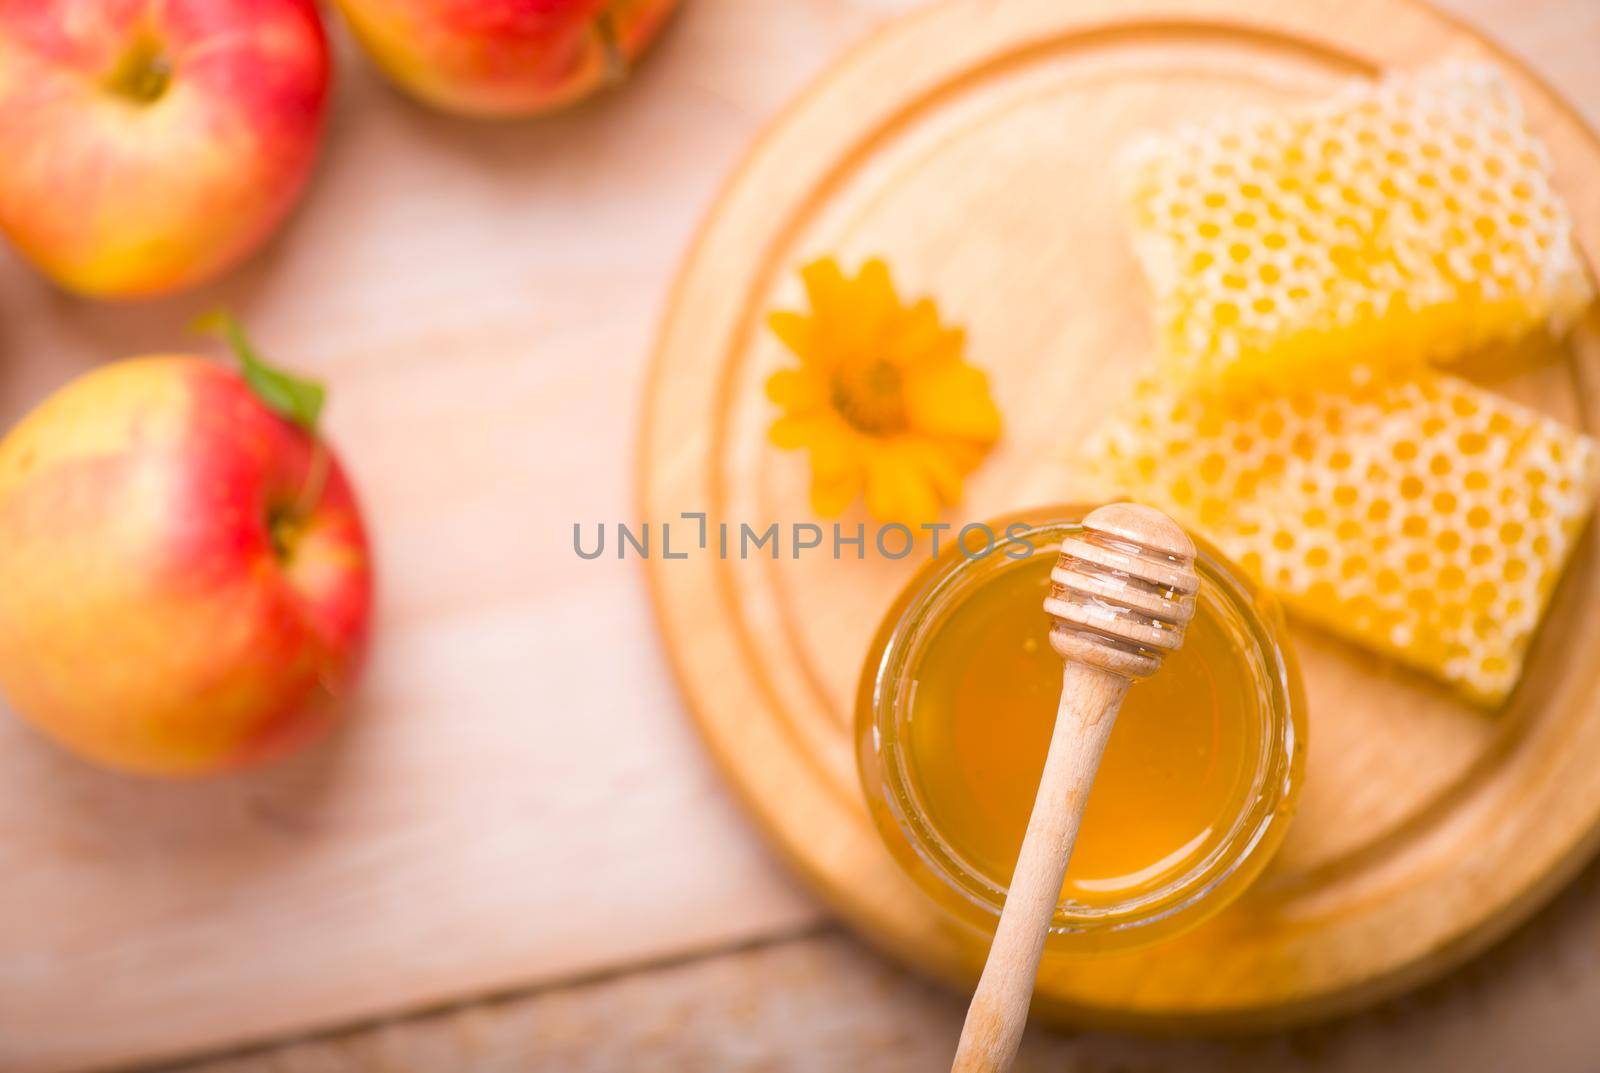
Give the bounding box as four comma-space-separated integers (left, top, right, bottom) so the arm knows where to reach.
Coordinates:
640, 0, 1600, 1030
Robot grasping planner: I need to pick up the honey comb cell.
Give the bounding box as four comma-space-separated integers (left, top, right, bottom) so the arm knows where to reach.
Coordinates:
1123, 63, 1593, 391
1082, 373, 1600, 706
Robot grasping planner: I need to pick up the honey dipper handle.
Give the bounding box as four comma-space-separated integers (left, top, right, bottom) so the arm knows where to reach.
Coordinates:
952, 662, 1131, 1073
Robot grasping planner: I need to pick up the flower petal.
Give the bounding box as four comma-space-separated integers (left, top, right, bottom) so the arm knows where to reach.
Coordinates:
806, 423, 864, 515
864, 441, 942, 527
769, 412, 836, 450
767, 311, 815, 361
884, 299, 946, 367
811, 464, 863, 516
900, 435, 965, 504
936, 438, 991, 474
852, 259, 899, 334
904, 355, 1003, 444
766, 367, 826, 411
801, 258, 852, 329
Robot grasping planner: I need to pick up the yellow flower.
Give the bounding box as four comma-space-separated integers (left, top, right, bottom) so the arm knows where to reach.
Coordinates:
766, 257, 1001, 526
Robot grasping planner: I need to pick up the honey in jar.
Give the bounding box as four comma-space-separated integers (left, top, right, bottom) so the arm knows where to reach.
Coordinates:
857, 507, 1305, 953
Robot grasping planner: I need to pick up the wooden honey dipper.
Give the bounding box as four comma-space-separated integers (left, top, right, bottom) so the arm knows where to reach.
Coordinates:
952, 502, 1199, 1073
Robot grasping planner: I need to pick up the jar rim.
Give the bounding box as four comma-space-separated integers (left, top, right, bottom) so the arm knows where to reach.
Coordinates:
865, 508, 1303, 942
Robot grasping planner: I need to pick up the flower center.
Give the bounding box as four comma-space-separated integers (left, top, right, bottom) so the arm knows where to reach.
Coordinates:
831, 358, 908, 435
104, 33, 172, 104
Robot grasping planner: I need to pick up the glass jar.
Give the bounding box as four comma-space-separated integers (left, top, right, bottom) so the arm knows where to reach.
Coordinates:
855, 505, 1306, 955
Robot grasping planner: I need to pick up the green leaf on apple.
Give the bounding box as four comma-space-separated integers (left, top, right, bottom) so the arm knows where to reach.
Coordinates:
193, 310, 325, 432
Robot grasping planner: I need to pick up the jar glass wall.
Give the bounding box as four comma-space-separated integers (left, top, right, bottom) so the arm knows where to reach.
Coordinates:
856, 505, 1306, 955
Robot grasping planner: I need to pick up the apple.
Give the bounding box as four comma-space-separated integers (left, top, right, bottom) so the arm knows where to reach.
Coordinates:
336, 0, 679, 117
0, 319, 373, 776
0, 0, 331, 299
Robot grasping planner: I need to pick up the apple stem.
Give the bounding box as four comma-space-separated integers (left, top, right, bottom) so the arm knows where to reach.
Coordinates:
596, 8, 627, 85
194, 310, 326, 433
193, 311, 333, 557
263, 441, 330, 563
292, 442, 332, 525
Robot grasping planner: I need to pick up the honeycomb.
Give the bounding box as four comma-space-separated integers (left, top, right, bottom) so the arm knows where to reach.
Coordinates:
1081, 373, 1599, 706
1123, 63, 1593, 392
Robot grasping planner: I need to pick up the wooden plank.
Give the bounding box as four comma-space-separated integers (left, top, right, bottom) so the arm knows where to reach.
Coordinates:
175, 852, 1600, 1073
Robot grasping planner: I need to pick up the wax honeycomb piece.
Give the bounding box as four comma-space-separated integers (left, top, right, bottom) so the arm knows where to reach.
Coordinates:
1123, 63, 1593, 391
1082, 374, 1599, 706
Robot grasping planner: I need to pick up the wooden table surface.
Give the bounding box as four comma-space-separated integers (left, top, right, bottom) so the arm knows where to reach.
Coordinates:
4, 0, 1598, 1070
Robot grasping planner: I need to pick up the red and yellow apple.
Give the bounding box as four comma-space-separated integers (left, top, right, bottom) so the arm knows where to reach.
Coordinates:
0, 342, 372, 776
0, 0, 331, 299
336, 0, 679, 117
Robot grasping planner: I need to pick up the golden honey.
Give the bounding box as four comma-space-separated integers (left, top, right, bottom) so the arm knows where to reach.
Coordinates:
857, 507, 1305, 953
908, 554, 1263, 907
